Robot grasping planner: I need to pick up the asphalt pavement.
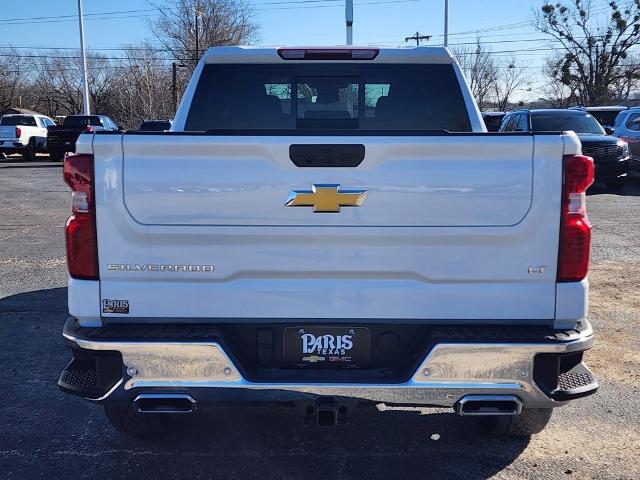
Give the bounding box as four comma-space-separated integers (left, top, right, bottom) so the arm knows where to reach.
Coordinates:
0, 160, 638, 479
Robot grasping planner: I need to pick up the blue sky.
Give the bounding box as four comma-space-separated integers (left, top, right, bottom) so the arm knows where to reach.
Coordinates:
0, 0, 618, 100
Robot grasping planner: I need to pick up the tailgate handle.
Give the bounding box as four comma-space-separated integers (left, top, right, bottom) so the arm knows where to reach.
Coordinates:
289, 144, 365, 167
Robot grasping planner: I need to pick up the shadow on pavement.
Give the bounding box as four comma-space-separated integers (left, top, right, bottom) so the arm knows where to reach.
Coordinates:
0, 287, 530, 479
0, 158, 61, 168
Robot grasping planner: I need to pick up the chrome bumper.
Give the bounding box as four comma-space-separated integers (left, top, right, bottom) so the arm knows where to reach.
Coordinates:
62, 321, 594, 409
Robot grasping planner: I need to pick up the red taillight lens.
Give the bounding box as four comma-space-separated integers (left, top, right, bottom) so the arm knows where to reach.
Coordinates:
15, 127, 21, 138
558, 155, 594, 282
64, 154, 98, 280
277, 48, 379, 60
85, 126, 94, 133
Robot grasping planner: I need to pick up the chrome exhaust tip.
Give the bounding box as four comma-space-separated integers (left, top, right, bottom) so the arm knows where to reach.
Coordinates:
455, 395, 523, 416
134, 394, 196, 414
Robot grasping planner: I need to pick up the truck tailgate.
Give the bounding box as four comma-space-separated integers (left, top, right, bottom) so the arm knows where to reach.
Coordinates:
0, 126, 17, 141
121, 135, 533, 227
94, 133, 564, 322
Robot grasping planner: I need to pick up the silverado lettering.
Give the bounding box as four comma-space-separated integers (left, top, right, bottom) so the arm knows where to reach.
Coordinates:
106, 264, 215, 272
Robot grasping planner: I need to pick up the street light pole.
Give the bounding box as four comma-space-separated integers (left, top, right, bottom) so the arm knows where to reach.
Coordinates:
345, 0, 353, 45
77, 0, 90, 114
444, 0, 449, 47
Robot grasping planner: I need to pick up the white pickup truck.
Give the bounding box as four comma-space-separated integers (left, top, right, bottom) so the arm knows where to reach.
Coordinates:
0, 114, 55, 160
58, 46, 598, 437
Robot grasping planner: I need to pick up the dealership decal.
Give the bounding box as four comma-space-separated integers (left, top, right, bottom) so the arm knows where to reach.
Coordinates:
102, 299, 129, 314
301, 332, 354, 355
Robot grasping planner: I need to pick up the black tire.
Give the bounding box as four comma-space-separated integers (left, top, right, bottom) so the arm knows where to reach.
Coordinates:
483, 408, 553, 436
23, 139, 37, 161
49, 150, 64, 162
606, 178, 625, 191
104, 404, 172, 436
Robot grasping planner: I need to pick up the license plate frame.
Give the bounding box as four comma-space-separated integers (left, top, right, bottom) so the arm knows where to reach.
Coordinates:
283, 326, 371, 368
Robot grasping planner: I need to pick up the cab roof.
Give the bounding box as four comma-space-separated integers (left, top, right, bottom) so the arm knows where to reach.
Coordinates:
202, 46, 455, 64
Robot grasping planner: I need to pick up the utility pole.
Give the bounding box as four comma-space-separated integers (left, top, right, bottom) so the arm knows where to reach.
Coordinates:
405, 32, 431, 46
172, 62, 178, 113
444, 0, 449, 47
77, 0, 90, 114
195, 11, 199, 64
172, 62, 186, 113
345, 0, 353, 45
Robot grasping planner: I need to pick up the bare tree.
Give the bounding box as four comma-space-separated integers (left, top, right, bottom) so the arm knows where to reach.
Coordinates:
453, 39, 498, 110
27, 52, 118, 118
111, 43, 174, 128
0, 49, 33, 112
541, 55, 579, 107
535, 0, 640, 105
493, 57, 530, 111
152, 0, 259, 71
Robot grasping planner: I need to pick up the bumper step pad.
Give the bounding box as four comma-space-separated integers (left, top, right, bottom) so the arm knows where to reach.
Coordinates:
60, 364, 98, 390
551, 363, 598, 401
58, 352, 123, 400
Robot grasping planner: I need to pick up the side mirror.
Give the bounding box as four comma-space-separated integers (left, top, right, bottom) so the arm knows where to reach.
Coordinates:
604, 126, 614, 135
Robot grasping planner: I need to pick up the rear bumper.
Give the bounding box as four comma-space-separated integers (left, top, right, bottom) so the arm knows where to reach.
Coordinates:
59, 318, 597, 409
0, 140, 25, 154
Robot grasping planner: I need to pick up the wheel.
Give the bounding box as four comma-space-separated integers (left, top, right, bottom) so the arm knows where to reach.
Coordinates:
104, 404, 172, 436
606, 178, 625, 191
482, 408, 553, 436
49, 150, 64, 162
22, 139, 37, 161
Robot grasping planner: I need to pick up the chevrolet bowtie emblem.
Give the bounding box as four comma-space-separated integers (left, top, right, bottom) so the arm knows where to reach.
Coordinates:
302, 355, 326, 363
285, 184, 368, 213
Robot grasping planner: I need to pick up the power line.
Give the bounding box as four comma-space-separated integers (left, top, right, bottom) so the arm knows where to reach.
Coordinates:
0, 8, 157, 23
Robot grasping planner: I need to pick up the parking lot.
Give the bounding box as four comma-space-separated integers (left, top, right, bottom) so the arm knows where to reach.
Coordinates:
0, 159, 639, 479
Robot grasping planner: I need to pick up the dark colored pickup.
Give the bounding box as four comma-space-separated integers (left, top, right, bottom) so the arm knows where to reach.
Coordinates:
289, 144, 365, 167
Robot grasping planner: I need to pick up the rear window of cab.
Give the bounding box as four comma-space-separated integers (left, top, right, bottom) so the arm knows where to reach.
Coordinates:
0, 116, 37, 126
185, 63, 472, 133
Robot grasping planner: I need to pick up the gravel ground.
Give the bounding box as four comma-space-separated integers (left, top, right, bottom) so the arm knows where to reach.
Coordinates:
0, 160, 638, 479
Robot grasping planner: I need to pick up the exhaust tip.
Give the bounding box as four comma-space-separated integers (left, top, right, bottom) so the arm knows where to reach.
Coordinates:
134, 394, 196, 414
455, 395, 522, 416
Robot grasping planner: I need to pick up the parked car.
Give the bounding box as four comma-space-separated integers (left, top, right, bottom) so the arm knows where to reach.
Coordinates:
569, 106, 628, 132
58, 46, 597, 437
0, 114, 56, 160
612, 106, 640, 172
501, 108, 630, 190
47, 115, 119, 161
139, 119, 172, 131
481, 111, 506, 132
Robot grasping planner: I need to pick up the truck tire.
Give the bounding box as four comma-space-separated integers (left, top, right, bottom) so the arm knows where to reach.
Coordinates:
606, 178, 625, 191
23, 139, 37, 161
104, 405, 172, 436
49, 150, 64, 162
483, 408, 553, 436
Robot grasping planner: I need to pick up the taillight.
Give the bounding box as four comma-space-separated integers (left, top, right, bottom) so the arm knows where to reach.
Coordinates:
15, 127, 21, 138
85, 126, 94, 133
277, 48, 379, 60
557, 154, 594, 282
64, 154, 98, 280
